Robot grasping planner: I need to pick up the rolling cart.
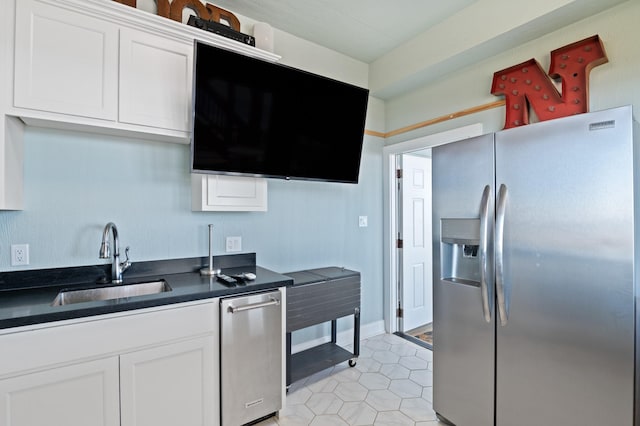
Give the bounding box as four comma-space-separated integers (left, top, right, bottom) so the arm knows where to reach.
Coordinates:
284, 267, 361, 387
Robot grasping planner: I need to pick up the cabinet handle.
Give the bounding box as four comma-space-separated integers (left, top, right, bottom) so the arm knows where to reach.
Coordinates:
229, 298, 280, 313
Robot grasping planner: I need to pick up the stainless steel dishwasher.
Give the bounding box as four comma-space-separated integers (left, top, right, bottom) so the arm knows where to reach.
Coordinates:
220, 290, 283, 426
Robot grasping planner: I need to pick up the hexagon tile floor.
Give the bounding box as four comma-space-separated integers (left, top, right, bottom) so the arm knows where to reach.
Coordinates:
256, 333, 444, 426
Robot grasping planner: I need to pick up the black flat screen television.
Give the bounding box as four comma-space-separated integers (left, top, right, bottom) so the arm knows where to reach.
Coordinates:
191, 41, 370, 183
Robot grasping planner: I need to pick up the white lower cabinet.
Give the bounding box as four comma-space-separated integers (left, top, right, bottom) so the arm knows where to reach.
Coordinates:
0, 357, 121, 426
120, 336, 217, 426
0, 300, 220, 426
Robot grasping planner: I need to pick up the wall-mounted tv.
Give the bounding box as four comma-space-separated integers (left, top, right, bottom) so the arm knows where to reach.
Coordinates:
191, 41, 370, 184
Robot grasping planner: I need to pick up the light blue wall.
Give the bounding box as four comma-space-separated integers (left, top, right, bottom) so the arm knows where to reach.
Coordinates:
0, 126, 384, 330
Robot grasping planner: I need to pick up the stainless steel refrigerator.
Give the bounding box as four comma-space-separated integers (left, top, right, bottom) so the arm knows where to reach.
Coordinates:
432, 105, 638, 426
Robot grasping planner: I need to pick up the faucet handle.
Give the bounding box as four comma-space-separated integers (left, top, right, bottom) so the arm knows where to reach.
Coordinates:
121, 246, 132, 271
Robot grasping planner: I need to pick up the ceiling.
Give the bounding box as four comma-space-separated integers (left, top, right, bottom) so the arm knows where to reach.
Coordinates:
198, 0, 628, 100
204, 0, 478, 63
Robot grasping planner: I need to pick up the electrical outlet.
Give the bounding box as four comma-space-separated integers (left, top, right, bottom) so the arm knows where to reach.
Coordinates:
11, 244, 29, 266
225, 236, 242, 253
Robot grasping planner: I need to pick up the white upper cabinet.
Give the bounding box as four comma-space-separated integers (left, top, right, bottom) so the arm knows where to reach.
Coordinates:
119, 28, 193, 132
13, 0, 119, 120
192, 174, 268, 212
9, 0, 278, 141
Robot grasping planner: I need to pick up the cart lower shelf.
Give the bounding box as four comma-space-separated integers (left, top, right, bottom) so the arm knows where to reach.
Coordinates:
289, 342, 357, 384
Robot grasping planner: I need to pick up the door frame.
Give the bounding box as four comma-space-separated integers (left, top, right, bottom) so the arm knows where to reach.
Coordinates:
382, 124, 483, 333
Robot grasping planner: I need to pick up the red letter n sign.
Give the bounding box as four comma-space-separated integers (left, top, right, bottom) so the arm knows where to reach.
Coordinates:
491, 35, 608, 129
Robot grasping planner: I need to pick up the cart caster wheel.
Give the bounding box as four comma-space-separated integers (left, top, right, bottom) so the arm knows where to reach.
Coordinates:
348, 359, 357, 367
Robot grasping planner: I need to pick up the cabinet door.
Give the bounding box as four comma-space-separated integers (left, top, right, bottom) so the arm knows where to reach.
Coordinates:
13, 0, 118, 120
119, 28, 193, 131
120, 336, 218, 426
192, 174, 268, 212
0, 357, 120, 426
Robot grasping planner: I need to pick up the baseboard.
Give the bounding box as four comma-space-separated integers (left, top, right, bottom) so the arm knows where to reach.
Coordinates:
291, 319, 386, 354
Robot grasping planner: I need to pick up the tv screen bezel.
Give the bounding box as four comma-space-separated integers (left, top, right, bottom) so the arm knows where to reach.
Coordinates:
189, 40, 369, 184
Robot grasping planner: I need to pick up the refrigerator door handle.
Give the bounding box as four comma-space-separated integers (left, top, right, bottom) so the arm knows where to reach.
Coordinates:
479, 185, 492, 323
496, 183, 508, 326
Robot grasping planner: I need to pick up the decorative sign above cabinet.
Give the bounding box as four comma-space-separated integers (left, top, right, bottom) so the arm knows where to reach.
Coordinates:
491, 35, 608, 129
113, 0, 241, 31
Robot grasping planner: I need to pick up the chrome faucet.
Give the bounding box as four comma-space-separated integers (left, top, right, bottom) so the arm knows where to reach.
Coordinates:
99, 222, 131, 284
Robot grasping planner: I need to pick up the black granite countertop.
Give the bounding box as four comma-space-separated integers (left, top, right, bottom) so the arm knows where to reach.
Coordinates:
0, 253, 292, 330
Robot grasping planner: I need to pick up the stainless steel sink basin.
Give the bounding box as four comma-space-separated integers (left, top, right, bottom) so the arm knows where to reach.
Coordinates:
51, 280, 172, 307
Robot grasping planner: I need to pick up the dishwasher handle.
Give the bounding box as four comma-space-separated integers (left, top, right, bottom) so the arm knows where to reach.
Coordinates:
228, 297, 280, 313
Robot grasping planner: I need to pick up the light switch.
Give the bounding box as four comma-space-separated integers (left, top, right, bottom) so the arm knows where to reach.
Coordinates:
359, 216, 368, 227
226, 236, 242, 252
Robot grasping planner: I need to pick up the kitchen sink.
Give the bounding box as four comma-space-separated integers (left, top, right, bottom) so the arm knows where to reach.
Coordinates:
51, 280, 172, 306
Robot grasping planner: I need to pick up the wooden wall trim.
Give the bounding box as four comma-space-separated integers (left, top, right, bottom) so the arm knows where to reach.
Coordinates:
365, 100, 505, 139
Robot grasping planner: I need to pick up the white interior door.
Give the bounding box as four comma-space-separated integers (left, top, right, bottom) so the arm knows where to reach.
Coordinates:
400, 153, 432, 332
